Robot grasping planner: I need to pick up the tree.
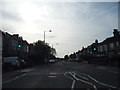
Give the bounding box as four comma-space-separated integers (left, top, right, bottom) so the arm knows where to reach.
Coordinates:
29, 40, 56, 64
51, 47, 56, 56
69, 53, 76, 59
64, 55, 69, 61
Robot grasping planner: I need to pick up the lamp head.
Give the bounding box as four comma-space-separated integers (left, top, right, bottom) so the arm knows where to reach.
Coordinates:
49, 30, 52, 32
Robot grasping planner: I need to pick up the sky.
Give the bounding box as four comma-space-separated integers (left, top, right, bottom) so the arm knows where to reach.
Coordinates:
0, 0, 118, 58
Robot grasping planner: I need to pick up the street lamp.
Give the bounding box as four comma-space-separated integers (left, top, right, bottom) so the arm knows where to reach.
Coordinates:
44, 30, 52, 43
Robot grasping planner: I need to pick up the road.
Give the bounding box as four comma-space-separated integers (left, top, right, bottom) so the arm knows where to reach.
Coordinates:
2, 60, 120, 89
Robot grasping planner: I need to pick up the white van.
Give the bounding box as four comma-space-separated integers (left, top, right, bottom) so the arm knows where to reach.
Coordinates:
3, 57, 27, 67
3, 57, 20, 67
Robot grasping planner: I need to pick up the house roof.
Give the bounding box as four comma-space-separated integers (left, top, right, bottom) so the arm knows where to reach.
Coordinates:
102, 35, 120, 44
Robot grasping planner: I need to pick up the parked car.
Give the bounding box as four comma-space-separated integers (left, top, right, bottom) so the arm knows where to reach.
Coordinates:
49, 59, 56, 63
2, 57, 20, 71
2, 57, 27, 71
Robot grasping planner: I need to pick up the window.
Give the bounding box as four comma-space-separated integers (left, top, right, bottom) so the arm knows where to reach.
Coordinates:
116, 41, 119, 47
110, 43, 114, 50
104, 45, 107, 51
98, 46, 103, 52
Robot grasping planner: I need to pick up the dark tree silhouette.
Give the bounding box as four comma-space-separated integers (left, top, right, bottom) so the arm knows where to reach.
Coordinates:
29, 40, 56, 65
64, 55, 69, 61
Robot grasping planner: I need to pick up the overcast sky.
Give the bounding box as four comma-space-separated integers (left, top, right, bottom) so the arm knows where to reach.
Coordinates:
0, 0, 118, 58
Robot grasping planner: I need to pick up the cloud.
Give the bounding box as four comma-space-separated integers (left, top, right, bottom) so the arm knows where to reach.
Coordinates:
46, 35, 56, 38
1, 10, 22, 21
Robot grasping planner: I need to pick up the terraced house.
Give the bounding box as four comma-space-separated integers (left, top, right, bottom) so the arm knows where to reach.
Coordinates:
97, 29, 120, 57
77, 29, 120, 66
2, 30, 29, 58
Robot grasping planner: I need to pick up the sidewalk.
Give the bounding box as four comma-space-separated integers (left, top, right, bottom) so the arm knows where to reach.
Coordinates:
2, 66, 39, 84
2, 70, 25, 84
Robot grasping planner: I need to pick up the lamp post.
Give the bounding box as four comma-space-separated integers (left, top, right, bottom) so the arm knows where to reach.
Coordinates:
44, 30, 52, 43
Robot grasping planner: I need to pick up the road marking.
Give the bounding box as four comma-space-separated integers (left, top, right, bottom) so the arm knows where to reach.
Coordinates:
64, 72, 75, 90
49, 73, 57, 75
108, 71, 119, 74
70, 72, 93, 85
12, 73, 26, 81
49, 72, 63, 75
2, 72, 26, 84
76, 74, 88, 80
71, 80, 75, 90
65, 71, 119, 89
87, 74, 118, 89
69, 72, 97, 90
69, 72, 79, 80
48, 75, 56, 78
64, 72, 74, 80
79, 72, 88, 76
79, 72, 119, 89
87, 75, 99, 83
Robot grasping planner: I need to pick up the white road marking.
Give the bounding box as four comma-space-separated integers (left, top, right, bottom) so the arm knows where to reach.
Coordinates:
12, 73, 26, 80
79, 72, 119, 89
87, 75, 100, 83
108, 71, 119, 74
48, 75, 56, 78
87, 74, 118, 89
67, 72, 97, 90
69, 72, 97, 90
64, 72, 75, 90
2, 72, 26, 84
93, 85, 97, 90
49, 73, 57, 75
64, 72, 68, 76
65, 71, 119, 89
64, 72, 74, 80
77, 74, 88, 80
70, 72, 93, 85
79, 72, 88, 76
69, 72, 79, 80
71, 80, 75, 90
49, 72, 63, 75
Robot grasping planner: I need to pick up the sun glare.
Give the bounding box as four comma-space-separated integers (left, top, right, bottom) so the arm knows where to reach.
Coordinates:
18, 3, 40, 22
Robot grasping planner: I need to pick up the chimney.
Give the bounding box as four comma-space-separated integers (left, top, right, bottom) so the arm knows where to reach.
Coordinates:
95, 39, 98, 43
113, 29, 119, 37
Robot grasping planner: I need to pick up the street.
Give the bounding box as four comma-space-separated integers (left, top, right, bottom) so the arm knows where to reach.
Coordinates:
2, 60, 120, 89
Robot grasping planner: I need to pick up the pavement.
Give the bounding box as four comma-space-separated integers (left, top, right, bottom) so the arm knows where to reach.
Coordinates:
2, 70, 25, 84
2, 66, 38, 84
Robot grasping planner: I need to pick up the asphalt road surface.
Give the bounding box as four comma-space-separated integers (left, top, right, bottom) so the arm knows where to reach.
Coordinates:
2, 60, 120, 89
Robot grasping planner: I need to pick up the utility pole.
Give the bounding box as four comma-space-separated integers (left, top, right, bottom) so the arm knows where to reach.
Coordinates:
43, 30, 52, 63
43, 30, 52, 43
44, 31, 45, 43
18, 43, 21, 73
